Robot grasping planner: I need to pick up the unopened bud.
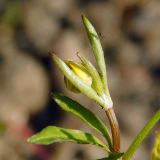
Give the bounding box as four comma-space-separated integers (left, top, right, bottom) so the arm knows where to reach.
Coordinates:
152, 133, 160, 160
64, 61, 92, 93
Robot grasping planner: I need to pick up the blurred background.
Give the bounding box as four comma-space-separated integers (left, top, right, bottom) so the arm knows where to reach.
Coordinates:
0, 0, 160, 159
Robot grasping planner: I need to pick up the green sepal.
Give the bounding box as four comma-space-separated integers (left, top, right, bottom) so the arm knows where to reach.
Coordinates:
64, 76, 80, 93
82, 15, 108, 95
78, 54, 104, 96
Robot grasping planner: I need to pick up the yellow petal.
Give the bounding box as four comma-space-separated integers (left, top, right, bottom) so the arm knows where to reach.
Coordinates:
66, 61, 92, 86
63, 61, 93, 93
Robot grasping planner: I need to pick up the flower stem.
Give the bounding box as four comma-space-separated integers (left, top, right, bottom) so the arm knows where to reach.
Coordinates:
105, 108, 120, 153
122, 110, 160, 160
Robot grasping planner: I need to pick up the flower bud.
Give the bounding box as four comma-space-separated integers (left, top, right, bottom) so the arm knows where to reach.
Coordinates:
152, 133, 160, 159
64, 61, 92, 93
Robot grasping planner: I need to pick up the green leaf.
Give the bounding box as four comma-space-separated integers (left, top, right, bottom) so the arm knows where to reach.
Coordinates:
50, 53, 104, 106
82, 15, 108, 95
123, 110, 160, 160
52, 94, 112, 148
78, 54, 104, 96
27, 126, 110, 152
97, 153, 123, 160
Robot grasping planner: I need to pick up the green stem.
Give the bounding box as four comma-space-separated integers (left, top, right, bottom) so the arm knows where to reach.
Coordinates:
123, 110, 160, 160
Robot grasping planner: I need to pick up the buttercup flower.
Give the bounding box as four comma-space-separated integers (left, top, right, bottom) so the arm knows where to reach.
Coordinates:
64, 61, 92, 93
152, 133, 160, 160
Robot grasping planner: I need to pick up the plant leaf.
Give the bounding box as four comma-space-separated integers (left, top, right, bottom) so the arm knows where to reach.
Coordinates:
27, 126, 110, 152
50, 53, 104, 106
123, 110, 160, 160
82, 15, 108, 95
78, 54, 104, 96
52, 94, 112, 148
